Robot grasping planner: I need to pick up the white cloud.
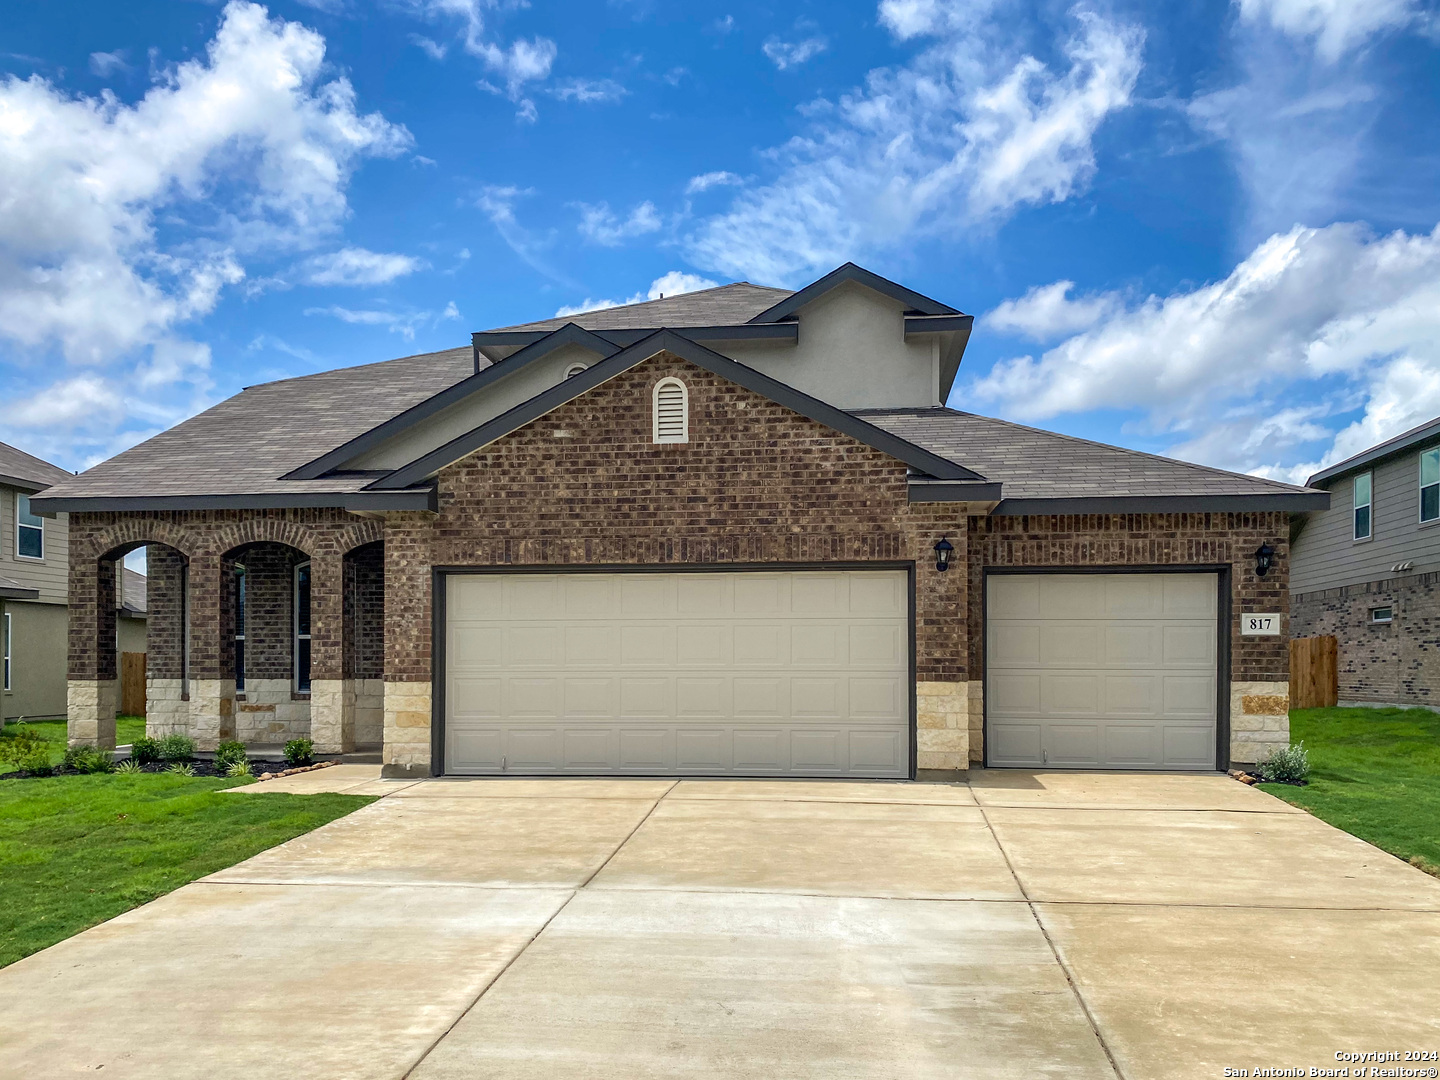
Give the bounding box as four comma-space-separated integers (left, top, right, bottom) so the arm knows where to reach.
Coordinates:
686, 171, 743, 194
409, 34, 448, 60
89, 50, 130, 77
968, 221, 1440, 483
982, 280, 1120, 341
1236, 0, 1423, 60
686, 3, 1143, 283
0, 1, 409, 463
402, 0, 555, 117
762, 36, 829, 70
554, 270, 719, 318
548, 78, 626, 103
304, 301, 460, 340
576, 201, 663, 246
300, 247, 426, 286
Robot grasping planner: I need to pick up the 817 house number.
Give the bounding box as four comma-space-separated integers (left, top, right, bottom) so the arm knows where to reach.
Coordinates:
1241, 613, 1281, 636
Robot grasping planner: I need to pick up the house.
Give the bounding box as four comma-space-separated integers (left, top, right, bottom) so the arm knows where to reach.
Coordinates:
1, 442, 147, 724
1291, 417, 1440, 708
31, 264, 1326, 777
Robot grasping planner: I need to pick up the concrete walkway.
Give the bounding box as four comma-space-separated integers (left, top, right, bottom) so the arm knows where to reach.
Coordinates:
2, 772, 1438, 1079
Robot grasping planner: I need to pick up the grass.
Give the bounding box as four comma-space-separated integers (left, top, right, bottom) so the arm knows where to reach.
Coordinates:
0, 720, 372, 967
1259, 706, 1440, 877
1, 716, 148, 764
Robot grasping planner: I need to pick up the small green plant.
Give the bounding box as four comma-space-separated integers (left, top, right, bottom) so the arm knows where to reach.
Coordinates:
158, 734, 196, 763
225, 758, 253, 778
114, 759, 144, 775
1258, 741, 1310, 785
0, 727, 47, 771
214, 740, 248, 771
130, 736, 162, 765
163, 762, 195, 777
63, 746, 115, 774
18, 747, 54, 776
283, 738, 314, 767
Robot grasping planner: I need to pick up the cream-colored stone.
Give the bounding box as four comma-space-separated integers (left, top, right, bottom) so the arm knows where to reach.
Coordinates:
917, 750, 965, 771
1241, 693, 1289, 715
145, 678, 189, 739
917, 727, 968, 755
188, 678, 236, 750
309, 677, 355, 754
1229, 679, 1290, 764
67, 678, 117, 749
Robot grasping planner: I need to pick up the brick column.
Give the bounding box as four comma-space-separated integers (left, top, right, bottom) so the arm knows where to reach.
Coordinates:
382, 513, 433, 779
145, 546, 190, 738
187, 552, 235, 750
67, 555, 118, 749
309, 552, 354, 754
915, 524, 970, 777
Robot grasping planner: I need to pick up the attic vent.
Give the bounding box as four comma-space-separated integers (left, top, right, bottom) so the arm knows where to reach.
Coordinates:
653, 377, 688, 444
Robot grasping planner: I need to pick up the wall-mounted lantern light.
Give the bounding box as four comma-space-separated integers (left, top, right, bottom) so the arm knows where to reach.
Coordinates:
934, 536, 954, 573
1254, 543, 1276, 578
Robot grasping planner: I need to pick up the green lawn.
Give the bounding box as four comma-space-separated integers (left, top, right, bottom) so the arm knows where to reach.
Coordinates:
0, 762, 371, 968
1260, 706, 1440, 877
2, 716, 148, 764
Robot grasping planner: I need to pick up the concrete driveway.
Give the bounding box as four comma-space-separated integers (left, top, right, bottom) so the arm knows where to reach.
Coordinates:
2, 772, 1438, 1080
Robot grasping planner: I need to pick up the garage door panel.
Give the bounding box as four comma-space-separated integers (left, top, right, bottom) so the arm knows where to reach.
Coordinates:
447, 570, 910, 777
987, 573, 1218, 771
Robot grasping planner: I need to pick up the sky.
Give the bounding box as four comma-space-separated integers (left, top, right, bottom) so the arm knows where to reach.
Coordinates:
2, 0, 1440, 489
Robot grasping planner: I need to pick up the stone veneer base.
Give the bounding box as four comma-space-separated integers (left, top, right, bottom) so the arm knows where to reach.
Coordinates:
383, 681, 432, 771
67, 679, 118, 749
1229, 680, 1291, 767
915, 681, 969, 773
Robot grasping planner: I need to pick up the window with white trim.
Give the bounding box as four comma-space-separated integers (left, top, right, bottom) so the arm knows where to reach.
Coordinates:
15, 494, 43, 560
294, 561, 312, 692
3, 611, 10, 691
1353, 471, 1372, 541
1371, 606, 1393, 623
1421, 449, 1440, 524
564, 362, 588, 379
652, 378, 688, 443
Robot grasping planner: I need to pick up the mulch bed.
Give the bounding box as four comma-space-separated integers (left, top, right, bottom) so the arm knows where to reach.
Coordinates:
0, 758, 314, 782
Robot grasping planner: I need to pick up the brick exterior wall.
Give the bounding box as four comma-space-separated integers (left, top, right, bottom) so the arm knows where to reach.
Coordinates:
146, 546, 186, 680
236, 543, 303, 682
345, 541, 385, 680
1292, 571, 1440, 706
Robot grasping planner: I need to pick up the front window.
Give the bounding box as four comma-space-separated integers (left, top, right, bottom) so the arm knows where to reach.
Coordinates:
1421, 450, 1440, 524
234, 565, 247, 693
16, 494, 43, 559
294, 562, 311, 692
1353, 472, 1372, 541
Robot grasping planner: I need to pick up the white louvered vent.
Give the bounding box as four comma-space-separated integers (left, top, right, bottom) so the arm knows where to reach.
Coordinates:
653, 378, 689, 443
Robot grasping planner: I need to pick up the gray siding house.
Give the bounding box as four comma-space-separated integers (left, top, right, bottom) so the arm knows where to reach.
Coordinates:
0, 442, 145, 723
1291, 417, 1440, 707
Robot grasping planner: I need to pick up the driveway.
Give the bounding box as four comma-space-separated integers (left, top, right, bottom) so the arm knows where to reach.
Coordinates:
2, 772, 1438, 1079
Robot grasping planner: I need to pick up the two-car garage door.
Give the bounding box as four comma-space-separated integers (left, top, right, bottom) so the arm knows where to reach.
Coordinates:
986, 573, 1220, 770
443, 570, 911, 777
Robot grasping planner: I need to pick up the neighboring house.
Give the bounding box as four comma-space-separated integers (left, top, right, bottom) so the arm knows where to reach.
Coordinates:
1291, 417, 1440, 708
33, 264, 1326, 776
0, 443, 146, 725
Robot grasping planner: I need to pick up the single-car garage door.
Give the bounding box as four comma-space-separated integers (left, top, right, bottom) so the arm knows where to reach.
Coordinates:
986, 573, 1219, 770
443, 570, 911, 777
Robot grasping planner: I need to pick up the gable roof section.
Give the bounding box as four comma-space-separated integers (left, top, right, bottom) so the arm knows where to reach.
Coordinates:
368, 331, 990, 491
30, 346, 473, 513
1306, 415, 1440, 488
285, 325, 620, 481
858, 409, 1328, 513
0, 441, 72, 492
749, 263, 959, 323
490, 283, 792, 334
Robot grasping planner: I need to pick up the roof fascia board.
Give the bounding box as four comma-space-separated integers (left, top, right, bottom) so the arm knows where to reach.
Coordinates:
903, 315, 974, 334
370, 329, 987, 490
0, 585, 40, 600
992, 492, 1331, 515
1306, 419, 1440, 487
749, 263, 959, 323
27, 489, 438, 514
284, 324, 621, 481
0, 473, 53, 494
907, 479, 1003, 502
473, 323, 799, 349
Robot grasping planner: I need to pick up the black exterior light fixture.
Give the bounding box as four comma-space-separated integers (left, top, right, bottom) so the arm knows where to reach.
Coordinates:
934, 536, 954, 572
1254, 543, 1276, 578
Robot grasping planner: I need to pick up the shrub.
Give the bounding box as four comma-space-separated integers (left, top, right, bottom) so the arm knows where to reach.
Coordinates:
214, 740, 248, 771
0, 727, 47, 770
63, 746, 115, 774
283, 738, 314, 767
130, 736, 162, 765
158, 734, 196, 763
225, 758, 253, 778
163, 762, 195, 777
114, 759, 143, 775
19, 748, 54, 776
1258, 741, 1310, 785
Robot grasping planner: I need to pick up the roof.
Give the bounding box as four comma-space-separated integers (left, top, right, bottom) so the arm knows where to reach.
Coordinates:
1306, 415, 1440, 487
856, 409, 1328, 513
120, 568, 146, 616
491, 283, 792, 333
0, 441, 73, 492
31, 346, 474, 511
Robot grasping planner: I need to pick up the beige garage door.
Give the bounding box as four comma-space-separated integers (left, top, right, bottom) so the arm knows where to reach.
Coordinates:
986, 573, 1218, 770
444, 570, 911, 777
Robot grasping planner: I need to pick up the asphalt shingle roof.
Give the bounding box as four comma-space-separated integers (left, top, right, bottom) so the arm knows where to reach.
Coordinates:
0, 441, 73, 489
855, 408, 1315, 500
491, 283, 793, 333
121, 568, 147, 614
36, 346, 475, 501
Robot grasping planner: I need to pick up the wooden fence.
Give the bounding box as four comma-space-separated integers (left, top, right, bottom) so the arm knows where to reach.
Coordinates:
1289, 635, 1337, 709
120, 652, 146, 717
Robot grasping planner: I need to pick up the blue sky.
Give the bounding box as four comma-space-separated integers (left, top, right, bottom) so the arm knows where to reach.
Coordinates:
2, 0, 1439, 486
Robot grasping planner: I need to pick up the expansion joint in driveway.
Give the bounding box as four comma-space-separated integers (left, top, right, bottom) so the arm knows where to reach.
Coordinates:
974, 800, 1128, 1080
397, 780, 679, 1080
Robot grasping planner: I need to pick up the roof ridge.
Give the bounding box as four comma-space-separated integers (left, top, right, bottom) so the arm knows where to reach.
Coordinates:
852, 407, 1312, 494
491, 281, 793, 331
